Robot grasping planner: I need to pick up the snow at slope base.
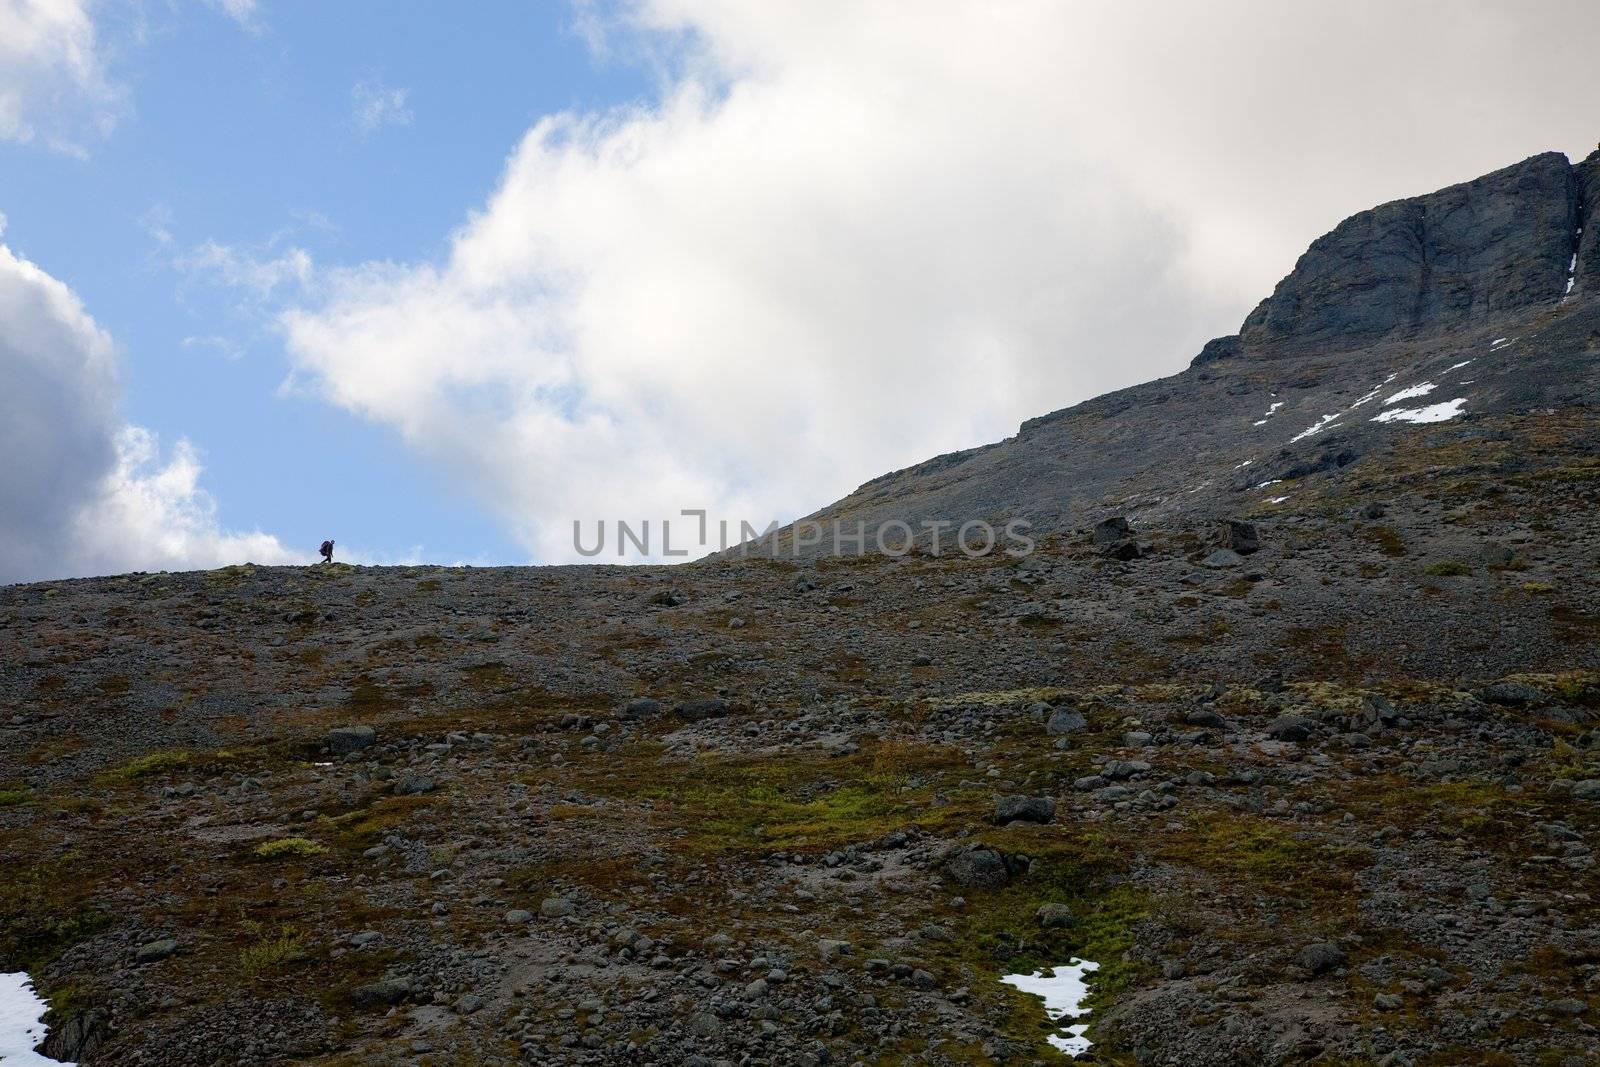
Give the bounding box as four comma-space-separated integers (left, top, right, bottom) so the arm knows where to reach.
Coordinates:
0, 973, 72, 1066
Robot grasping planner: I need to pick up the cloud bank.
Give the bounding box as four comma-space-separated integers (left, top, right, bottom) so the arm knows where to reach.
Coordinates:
282, 1, 1600, 563
0, 240, 297, 583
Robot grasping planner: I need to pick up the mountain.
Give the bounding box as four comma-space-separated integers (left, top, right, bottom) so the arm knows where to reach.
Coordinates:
766, 149, 1600, 556
3, 152, 1600, 1067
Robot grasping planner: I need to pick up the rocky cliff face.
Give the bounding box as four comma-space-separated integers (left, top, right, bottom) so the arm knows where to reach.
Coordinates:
1240, 151, 1593, 350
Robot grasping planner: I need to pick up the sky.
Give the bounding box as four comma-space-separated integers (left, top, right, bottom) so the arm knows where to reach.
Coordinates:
3, 0, 1600, 582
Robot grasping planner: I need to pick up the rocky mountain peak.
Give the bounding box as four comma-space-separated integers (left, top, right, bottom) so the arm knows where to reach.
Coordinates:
1237, 150, 1597, 353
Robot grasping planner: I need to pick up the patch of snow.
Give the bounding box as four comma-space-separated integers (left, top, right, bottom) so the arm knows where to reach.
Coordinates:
1490, 337, 1516, 350
1252, 401, 1284, 426
1290, 413, 1340, 442
1370, 397, 1469, 424
0, 973, 72, 1066
1255, 479, 1282, 489
1268, 495, 1290, 504
1446, 360, 1473, 371
1001, 960, 1100, 1056
1384, 381, 1437, 405
1233, 459, 1252, 469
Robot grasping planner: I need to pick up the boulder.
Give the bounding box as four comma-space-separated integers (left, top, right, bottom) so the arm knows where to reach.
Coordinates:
621, 697, 665, 720
1216, 519, 1260, 554
41, 1008, 108, 1062
1035, 903, 1074, 928
1201, 548, 1244, 569
134, 938, 177, 964
328, 725, 376, 755
994, 795, 1056, 825
540, 896, 576, 918
944, 846, 1012, 890
393, 775, 436, 796
1045, 707, 1087, 735
1101, 539, 1144, 561
351, 977, 412, 1008
1266, 714, 1313, 742
675, 697, 730, 721
1478, 681, 1545, 707
1092, 517, 1131, 545
1296, 942, 1347, 975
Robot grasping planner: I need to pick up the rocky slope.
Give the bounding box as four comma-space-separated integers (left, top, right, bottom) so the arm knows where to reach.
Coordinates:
3, 152, 1600, 1067
767, 150, 1600, 558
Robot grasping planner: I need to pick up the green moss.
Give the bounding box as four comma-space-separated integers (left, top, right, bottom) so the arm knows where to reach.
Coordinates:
104, 750, 192, 781
238, 926, 306, 975
1424, 560, 1473, 577
0, 789, 33, 806
254, 837, 328, 859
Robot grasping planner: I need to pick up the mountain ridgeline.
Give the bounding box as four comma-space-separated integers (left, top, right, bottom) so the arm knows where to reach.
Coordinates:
768, 149, 1600, 555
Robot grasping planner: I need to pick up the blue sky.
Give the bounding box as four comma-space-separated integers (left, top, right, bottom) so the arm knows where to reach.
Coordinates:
4, 1, 1599, 582
3, 1, 656, 566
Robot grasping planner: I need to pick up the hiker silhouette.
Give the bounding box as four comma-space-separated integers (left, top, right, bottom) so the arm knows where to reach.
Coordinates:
319, 539, 335, 564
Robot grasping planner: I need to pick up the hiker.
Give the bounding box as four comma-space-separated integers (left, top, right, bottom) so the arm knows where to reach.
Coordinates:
319, 539, 335, 564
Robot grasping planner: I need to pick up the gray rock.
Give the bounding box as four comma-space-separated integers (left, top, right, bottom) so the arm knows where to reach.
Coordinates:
994, 794, 1056, 825
944, 846, 1011, 890
40, 1008, 108, 1062
1571, 779, 1600, 802
622, 697, 664, 719
328, 725, 376, 754
350, 977, 412, 1007
1101, 539, 1143, 561
1216, 519, 1260, 554
1266, 714, 1313, 742
394, 775, 435, 796
1478, 681, 1545, 707
1046, 707, 1087, 735
540, 896, 576, 918
504, 909, 533, 924
675, 697, 729, 721
1092, 516, 1131, 545
1296, 942, 1347, 975
135, 938, 177, 964
1201, 548, 1244, 568
1035, 903, 1073, 928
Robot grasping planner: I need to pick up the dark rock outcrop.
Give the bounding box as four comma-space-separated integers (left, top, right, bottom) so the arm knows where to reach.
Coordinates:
1241, 152, 1584, 350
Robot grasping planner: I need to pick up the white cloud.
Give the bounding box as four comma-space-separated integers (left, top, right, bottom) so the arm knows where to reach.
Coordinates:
204, 0, 262, 33
284, 1, 1600, 564
351, 78, 413, 136
0, 0, 120, 151
0, 238, 295, 583
174, 237, 313, 302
